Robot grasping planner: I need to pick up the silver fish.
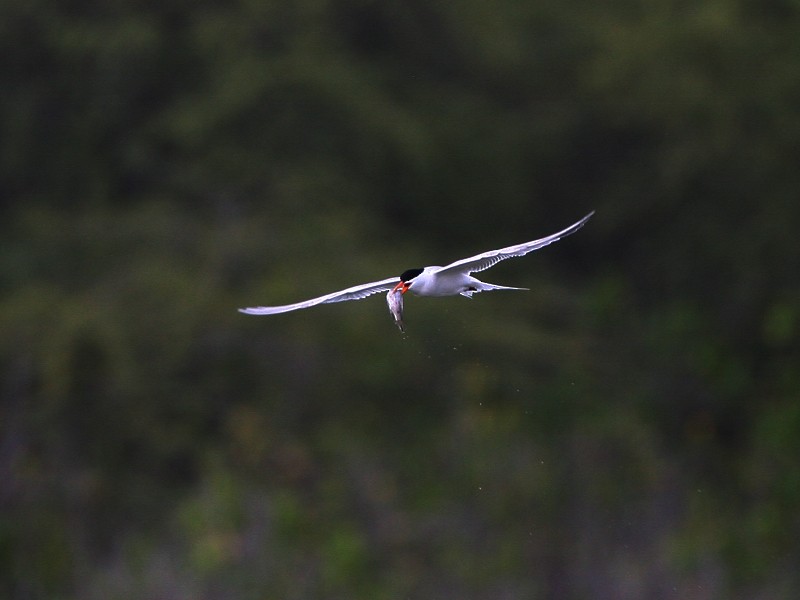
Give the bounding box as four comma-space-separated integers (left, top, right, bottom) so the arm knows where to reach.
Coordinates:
386, 289, 406, 332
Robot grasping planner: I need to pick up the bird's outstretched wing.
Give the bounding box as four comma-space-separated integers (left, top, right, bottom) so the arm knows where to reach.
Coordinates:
239, 277, 400, 315
434, 211, 594, 276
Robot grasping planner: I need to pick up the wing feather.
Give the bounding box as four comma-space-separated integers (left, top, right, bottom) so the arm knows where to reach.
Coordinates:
239, 276, 399, 315
435, 211, 594, 276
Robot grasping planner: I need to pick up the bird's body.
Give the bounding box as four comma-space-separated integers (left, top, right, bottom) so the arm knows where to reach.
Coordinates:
403, 266, 525, 298
239, 211, 594, 328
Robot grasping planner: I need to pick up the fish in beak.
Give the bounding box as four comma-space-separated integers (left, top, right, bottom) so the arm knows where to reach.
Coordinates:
386, 289, 406, 332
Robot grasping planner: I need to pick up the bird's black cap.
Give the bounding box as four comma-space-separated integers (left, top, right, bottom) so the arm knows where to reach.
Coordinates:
399, 268, 424, 282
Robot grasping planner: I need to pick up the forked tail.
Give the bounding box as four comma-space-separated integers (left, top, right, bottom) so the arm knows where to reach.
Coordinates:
461, 282, 529, 298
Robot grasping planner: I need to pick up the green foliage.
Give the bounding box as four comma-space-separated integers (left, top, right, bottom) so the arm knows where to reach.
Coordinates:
2, 0, 800, 598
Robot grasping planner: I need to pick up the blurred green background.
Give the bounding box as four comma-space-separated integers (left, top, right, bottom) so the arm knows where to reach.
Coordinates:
2, 0, 799, 598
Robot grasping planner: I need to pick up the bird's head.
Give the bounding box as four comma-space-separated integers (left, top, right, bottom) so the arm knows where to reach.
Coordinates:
392, 268, 424, 294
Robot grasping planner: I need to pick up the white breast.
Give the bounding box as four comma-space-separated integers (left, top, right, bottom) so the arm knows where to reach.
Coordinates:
409, 268, 471, 297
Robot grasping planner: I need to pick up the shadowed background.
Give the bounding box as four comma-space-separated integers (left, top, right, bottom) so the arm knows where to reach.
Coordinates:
2, 0, 799, 598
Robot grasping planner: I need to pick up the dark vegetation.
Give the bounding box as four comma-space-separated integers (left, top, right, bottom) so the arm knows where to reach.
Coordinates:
2, 0, 799, 598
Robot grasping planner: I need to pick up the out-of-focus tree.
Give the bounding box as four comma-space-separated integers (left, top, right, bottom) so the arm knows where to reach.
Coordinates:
1, 0, 799, 598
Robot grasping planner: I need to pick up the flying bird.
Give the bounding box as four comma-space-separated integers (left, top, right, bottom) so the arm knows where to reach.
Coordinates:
239, 211, 594, 329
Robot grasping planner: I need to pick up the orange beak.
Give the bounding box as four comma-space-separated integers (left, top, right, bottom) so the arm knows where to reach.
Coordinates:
392, 281, 410, 294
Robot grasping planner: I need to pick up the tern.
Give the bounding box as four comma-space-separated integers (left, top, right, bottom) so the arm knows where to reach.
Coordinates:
239, 211, 594, 327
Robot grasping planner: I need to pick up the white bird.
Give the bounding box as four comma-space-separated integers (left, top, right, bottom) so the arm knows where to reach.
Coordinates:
239, 211, 594, 326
